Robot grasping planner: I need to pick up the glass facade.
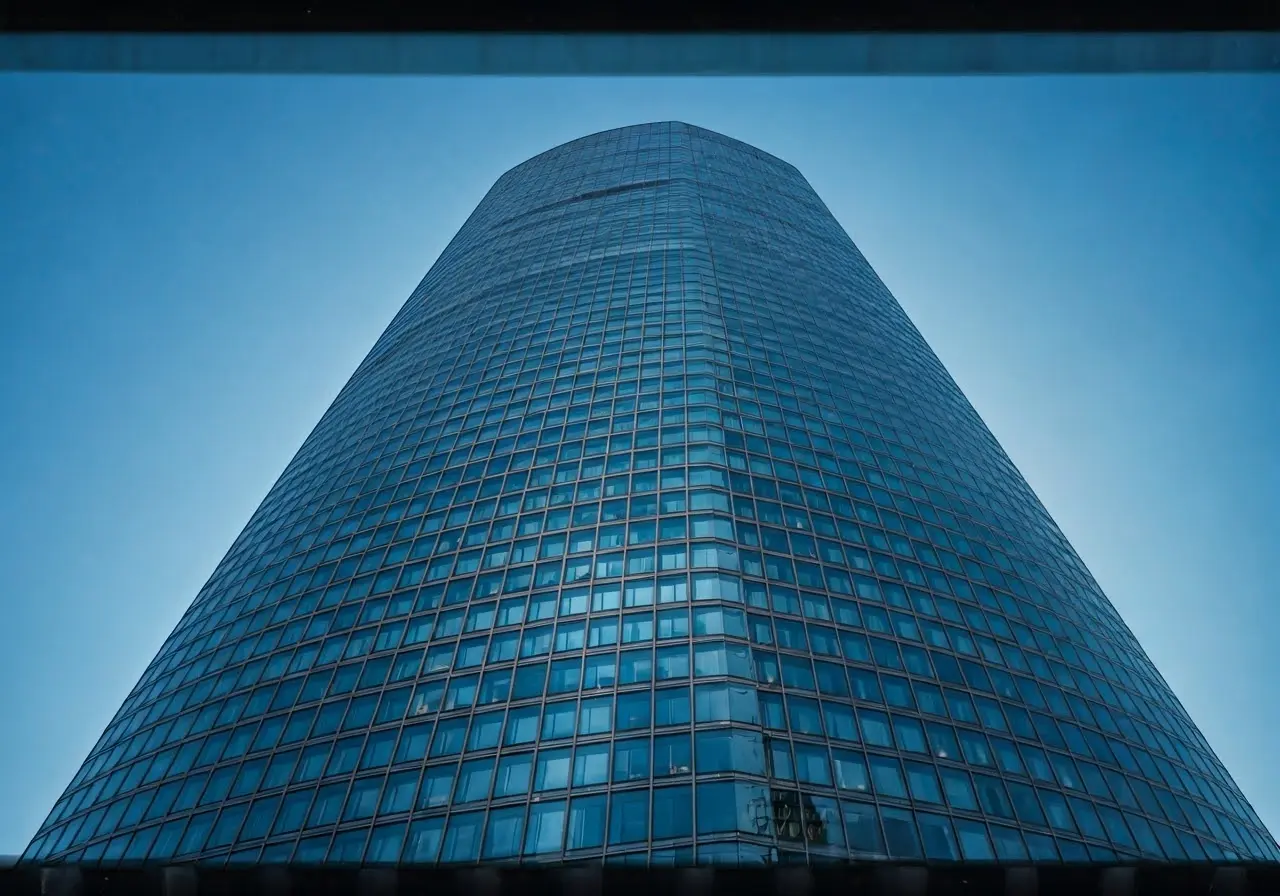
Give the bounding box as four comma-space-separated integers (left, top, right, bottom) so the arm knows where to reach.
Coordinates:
24, 122, 1276, 867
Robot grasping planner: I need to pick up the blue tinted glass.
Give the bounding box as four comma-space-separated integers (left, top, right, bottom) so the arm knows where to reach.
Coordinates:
26, 122, 1273, 870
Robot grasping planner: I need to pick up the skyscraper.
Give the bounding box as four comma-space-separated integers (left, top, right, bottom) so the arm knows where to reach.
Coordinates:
23, 122, 1275, 866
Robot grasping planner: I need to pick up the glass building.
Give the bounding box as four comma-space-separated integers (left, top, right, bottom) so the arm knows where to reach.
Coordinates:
23, 122, 1276, 867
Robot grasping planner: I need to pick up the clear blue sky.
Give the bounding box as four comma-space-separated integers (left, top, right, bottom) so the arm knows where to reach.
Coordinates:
1, 74, 1277, 855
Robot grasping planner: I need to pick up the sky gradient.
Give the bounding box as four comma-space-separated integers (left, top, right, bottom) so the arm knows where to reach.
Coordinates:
1, 74, 1277, 855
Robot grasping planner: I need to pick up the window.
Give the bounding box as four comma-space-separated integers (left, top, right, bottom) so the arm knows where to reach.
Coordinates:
619, 649, 653, 684
572, 743, 610, 787
494, 753, 533, 797
849, 669, 881, 703
456, 759, 494, 803
380, 771, 418, 814
417, 765, 455, 809
534, 748, 572, 792
655, 688, 690, 726
584, 653, 617, 688
482, 807, 525, 860
567, 795, 606, 850
881, 806, 923, 859
359, 730, 397, 769
206, 805, 248, 850
307, 782, 347, 827
656, 645, 690, 680
808, 700, 851, 742
842, 800, 885, 856
579, 696, 613, 735
654, 733, 692, 776
940, 769, 978, 811
1041, 789, 1077, 833
404, 818, 444, 863
341, 776, 382, 822
768, 739, 795, 780
696, 730, 765, 776
468, 711, 504, 750
429, 718, 467, 756
240, 796, 282, 841
795, 744, 832, 785
696, 781, 769, 836
858, 709, 893, 748
990, 826, 1029, 861
176, 811, 215, 856
524, 801, 566, 855
613, 738, 651, 782
869, 755, 907, 799
953, 819, 994, 860
788, 696, 823, 735
652, 786, 693, 840
588, 617, 619, 647
395, 723, 433, 763
892, 716, 928, 754
609, 790, 650, 844
905, 761, 944, 805
975, 775, 1013, 819
442, 811, 484, 862
542, 702, 577, 740
616, 691, 652, 730
694, 683, 759, 724
917, 812, 960, 861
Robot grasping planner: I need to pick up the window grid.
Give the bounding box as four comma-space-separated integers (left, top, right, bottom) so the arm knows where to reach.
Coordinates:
23, 122, 1275, 867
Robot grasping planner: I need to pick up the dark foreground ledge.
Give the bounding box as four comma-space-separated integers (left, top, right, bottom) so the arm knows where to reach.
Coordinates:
0, 862, 1275, 896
